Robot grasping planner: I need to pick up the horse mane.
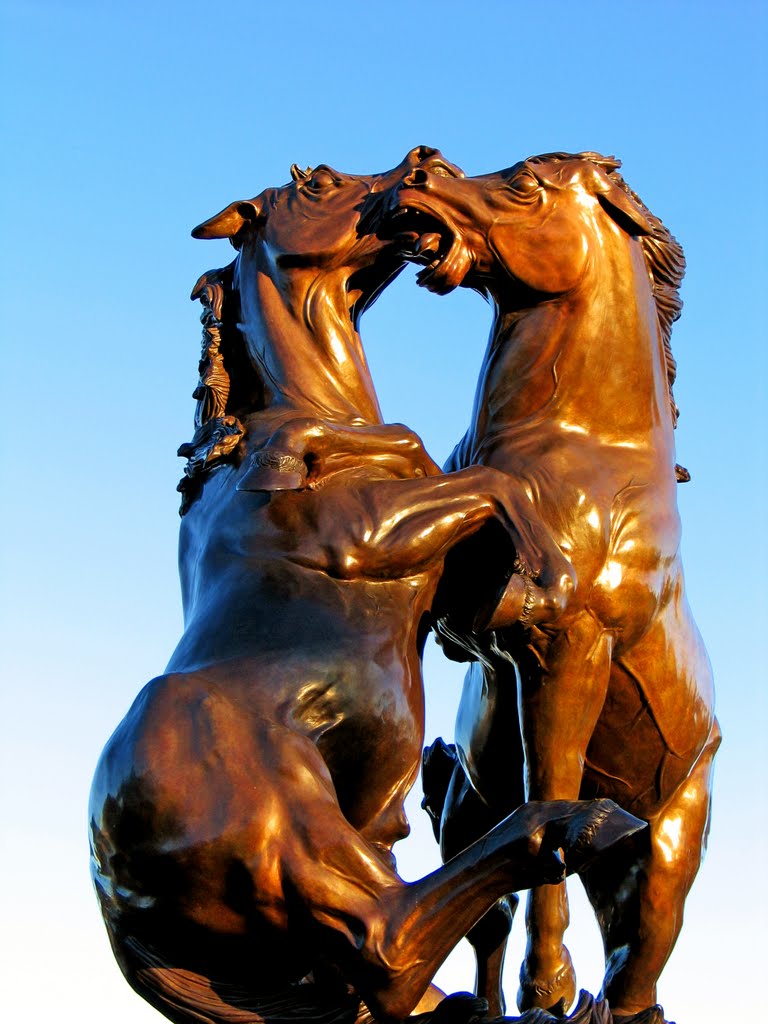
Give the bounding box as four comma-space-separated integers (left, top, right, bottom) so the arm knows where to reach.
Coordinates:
608, 165, 686, 431
530, 152, 686, 435
176, 259, 266, 513
190, 260, 266, 421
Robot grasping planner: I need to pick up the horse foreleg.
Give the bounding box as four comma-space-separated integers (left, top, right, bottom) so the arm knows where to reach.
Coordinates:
240, 416, 442, 491
582, 719, 721, 1017
303, 466, 527, 582
359, 799, 629, 1023
515, 617, 613, 1015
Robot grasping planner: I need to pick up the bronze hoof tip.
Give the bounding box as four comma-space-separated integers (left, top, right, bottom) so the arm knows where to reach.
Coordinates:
237, 448, 309, 491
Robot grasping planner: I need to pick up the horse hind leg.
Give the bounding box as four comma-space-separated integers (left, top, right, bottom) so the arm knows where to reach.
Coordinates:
469, 897, 518, 1017
422, 739, 519, 1017
582, 719, 721, 1018
516, 884, 575, 1016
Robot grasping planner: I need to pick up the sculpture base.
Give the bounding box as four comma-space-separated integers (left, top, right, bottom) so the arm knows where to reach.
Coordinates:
422, 992, 671, 1024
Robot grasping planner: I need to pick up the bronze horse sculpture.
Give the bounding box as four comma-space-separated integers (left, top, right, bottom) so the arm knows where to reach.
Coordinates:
384, 152, 719, 1022
89, 148, 641, 1024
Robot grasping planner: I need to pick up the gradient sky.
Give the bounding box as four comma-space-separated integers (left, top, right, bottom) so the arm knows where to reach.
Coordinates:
2, 3, 766, 1022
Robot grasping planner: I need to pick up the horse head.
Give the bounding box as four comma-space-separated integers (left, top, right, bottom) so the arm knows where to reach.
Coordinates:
382, 152, 686, 455
381, 151, 660, 299
186, 146, 465, 445
193, 146, 464, 326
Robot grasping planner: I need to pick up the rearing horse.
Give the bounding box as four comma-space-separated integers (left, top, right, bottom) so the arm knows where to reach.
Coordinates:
386, 152, 719, 1021
88, 148, 630, 1024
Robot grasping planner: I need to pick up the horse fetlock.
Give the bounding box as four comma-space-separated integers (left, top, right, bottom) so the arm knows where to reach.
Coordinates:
517, 946, 576, 1015
491, 804, 575, 890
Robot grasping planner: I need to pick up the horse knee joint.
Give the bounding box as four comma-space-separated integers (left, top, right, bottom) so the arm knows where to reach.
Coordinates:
544, 572, 576, 619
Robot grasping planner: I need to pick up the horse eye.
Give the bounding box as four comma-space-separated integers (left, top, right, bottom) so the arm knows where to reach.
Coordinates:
508, 173, 539, 196
305, 170, 337, 192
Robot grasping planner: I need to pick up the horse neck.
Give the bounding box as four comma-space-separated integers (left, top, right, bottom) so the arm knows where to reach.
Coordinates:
236, 252, 383, 426
470, 242, 673, 452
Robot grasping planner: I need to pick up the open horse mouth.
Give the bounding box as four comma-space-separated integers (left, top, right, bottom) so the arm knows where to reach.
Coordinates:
380, 199, 473, 294
345, 231, 415, 325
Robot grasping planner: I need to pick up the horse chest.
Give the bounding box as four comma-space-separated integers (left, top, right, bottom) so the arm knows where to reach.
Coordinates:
506, 453, 677, 639
586, 503, 678, 642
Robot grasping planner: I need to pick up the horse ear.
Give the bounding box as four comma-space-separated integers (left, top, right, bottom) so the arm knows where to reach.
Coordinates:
191, 198, 265, 240
592, 175, 653, 237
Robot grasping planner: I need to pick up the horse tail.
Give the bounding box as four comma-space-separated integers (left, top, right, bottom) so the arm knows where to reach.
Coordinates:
119, 935, 363, 1024
421, 737, 459, 842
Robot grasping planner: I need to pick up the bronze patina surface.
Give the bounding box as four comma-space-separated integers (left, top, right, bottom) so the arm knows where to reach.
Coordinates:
89, 150, 643, 1024
383, 152, 718, 1022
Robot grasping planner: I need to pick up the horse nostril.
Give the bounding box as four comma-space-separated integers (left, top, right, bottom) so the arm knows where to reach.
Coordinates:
402, 168, 430, 188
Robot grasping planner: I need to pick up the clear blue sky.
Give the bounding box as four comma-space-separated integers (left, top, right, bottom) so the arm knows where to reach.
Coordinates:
1, 3, 766, 1021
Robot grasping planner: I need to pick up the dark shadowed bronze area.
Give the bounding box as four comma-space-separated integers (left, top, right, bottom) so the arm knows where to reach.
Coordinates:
89, 150, 645, 1024
381, 152, 718, 1023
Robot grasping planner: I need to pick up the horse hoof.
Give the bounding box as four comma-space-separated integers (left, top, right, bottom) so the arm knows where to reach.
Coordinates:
517, 949, 576, 1015
556, 799, 646, 875
237, 449, 308, 492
